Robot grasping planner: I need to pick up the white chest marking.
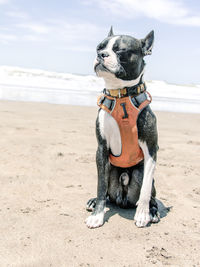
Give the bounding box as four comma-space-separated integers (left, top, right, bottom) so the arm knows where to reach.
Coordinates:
98, 109, 121, 156
103, 68, 145, 90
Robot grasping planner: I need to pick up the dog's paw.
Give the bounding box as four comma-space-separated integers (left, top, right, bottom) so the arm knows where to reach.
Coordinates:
85, 212, 104, 229
134, 203, 151, 227
150, 206, 160, 223
86, 198, 97, 212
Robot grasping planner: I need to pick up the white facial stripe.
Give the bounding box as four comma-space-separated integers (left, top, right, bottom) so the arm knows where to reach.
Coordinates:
104, 36, 119, 53
101, 36, 119, 72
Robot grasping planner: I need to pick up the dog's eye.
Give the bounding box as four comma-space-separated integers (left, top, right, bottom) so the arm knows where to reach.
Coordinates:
117, 50, 135, 58
117, 50, 134, 57
117, 49, 127, 54
116, 50, 131, 58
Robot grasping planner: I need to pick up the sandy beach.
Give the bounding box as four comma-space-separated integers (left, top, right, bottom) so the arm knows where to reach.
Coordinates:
0, 100, 200, 267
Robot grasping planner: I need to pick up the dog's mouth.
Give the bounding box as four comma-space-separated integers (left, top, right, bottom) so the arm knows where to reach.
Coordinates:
94, 60, 109, 74
94, 61, 100, 72
94, 57, 127, 79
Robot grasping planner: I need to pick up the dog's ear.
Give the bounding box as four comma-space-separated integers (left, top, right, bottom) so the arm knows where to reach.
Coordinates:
108, 26, 114, 37
141, 30, 154, 56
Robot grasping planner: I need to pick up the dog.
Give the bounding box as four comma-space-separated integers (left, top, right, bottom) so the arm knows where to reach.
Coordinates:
85, 27, 159, 228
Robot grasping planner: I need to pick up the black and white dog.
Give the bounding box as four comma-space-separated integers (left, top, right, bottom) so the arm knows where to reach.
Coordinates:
85, 27, 159, 228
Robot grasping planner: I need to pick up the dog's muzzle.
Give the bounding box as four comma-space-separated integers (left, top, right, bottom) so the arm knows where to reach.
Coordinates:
94, 57, 109, 73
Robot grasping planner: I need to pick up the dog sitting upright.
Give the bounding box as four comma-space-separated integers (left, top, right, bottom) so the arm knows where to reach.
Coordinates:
85, 27, 159, 228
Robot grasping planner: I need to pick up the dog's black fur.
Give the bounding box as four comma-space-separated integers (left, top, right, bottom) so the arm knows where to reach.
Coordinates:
85, 28, 159, 228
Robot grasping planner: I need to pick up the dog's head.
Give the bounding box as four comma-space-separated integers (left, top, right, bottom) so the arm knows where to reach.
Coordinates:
94, 27, 154, 85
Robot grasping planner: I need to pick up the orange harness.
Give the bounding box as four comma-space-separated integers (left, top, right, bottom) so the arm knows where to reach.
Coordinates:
97, 91, 151, 168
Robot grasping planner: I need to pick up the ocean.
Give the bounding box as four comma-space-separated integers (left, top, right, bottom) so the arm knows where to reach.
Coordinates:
0, 66, 200, 113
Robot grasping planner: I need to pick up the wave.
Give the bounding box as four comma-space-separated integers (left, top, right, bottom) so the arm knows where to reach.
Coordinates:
0, 66, 200, 113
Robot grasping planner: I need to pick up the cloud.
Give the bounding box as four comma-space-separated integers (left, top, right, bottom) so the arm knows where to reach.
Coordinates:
175, 16, 200, 27
7, 19, 104, 51
0, 0, 9, 4
6, 10, 29, 19
46, 19, 104, 40
16, 19, 104, 40
22, 34, 45, 42
0, 33, 17, 44
58, 45, 94, 52
91, 0, 200, 27
17, 23, 50, 34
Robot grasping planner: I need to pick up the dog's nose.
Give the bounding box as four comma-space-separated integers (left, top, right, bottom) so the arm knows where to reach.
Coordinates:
98, 51, 109, 59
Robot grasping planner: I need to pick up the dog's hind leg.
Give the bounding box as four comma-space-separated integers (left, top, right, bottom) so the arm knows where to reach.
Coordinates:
86, 166, 121, 211
149, 188, 160, 223
107, 166, 121, 203
86, 198, 97, 212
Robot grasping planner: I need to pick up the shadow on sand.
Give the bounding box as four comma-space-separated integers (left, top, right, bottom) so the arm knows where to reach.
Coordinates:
104, 199, 172, 226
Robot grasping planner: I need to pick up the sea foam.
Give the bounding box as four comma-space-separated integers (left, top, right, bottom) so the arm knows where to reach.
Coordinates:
0, 66, 199, 113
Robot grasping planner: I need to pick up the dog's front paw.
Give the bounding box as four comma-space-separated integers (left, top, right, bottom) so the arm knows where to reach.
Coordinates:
85, 212, 104, 229
134, 202, 151, 227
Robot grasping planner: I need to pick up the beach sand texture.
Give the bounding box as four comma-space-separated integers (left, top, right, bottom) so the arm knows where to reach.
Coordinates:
0, 101, 200, 266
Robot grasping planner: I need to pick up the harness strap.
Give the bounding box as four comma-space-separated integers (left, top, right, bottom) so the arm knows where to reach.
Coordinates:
97, 90, 152, 168
97, 94, 115, 113
97, 91, 151, 112
131, 91, 152, 110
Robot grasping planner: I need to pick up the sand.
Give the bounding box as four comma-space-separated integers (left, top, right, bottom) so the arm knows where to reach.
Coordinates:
0, 100, 200, 267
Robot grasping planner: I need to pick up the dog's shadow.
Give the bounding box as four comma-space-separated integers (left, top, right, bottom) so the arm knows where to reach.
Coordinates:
104, 199, 171, 225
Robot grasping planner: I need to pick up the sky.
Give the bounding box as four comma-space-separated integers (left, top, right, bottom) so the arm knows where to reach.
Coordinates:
0, 0, 200, 84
